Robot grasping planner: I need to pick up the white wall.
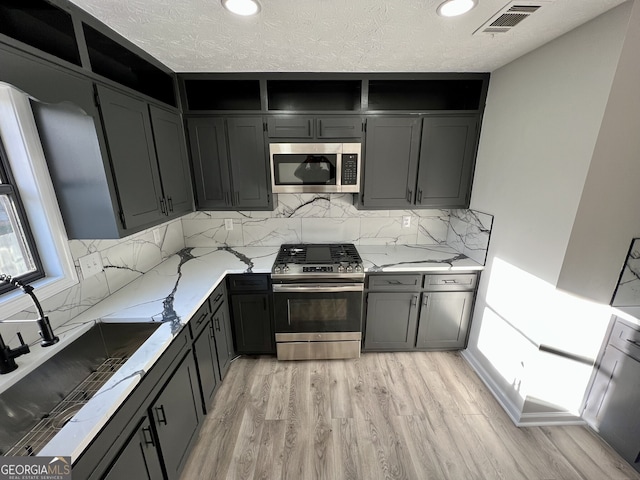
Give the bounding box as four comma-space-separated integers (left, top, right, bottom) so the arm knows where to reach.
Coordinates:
464, 1, 634, 424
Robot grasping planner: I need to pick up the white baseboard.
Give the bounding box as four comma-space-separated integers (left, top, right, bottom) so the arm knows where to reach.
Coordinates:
460, 349, 585, 427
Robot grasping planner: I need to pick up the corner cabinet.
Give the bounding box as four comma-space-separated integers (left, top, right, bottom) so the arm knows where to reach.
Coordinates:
186, 116, 272, 210
364, 273, 478, 352
361, 115, 479, 209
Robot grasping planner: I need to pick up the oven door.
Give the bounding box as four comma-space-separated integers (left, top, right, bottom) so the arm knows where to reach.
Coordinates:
272, 283, 363, 334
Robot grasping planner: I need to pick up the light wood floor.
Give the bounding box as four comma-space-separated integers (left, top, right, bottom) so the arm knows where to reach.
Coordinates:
180, 352, 640, 480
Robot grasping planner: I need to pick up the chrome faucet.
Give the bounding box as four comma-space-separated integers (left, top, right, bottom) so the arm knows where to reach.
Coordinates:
0, 274, 59, 374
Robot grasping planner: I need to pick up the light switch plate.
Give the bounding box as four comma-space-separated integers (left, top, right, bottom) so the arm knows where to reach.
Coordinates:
224, 219, 234, 231
402, 215, 411, 228
79, 252, 103, 279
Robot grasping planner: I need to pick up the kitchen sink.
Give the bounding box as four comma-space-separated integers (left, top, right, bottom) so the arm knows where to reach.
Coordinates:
0, 322, 161, 456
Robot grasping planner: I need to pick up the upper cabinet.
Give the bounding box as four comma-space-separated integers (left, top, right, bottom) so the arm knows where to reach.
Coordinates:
186, 116, 272, 210
266, 115, 363, 140
361, 115, 479, 209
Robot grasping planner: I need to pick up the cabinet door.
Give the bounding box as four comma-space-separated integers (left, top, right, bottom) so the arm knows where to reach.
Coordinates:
266, 116, 314, 138
415, 292, 473, 350
364, 292, 419, 351
149, 105, 193, 217
103, 416, 163, 480
227, 117, 271, 209
583, 346, 640, 466
152, 353, 201, 480
416, 116, 478, 208
316, 116, 362, 138
362, 117, 421, 208
186, 117, 232, 209
212, 304, 234, 380
193, 318, 218, 412
231, 294, 275, 354
97, 85, 164, 229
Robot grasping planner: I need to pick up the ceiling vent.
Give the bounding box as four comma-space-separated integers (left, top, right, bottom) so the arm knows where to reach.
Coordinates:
474, 1, 549, 35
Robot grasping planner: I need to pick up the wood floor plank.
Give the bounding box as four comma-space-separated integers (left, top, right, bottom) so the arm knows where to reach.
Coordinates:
180, 352, 640, 480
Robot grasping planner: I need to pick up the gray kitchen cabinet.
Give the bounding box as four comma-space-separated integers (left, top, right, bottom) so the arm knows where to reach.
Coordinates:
193, 313, 219, 412
364, 272, 477, 352
266, 115, 363, 139
361, 115, 479, 209
364, 292, 419, 351
362, 117, 422, 208
102, 416, 163, 480
186, 116, 272, 210
212, 302, 234, 380
416, 116, 478, 207
415, 291, 474, 349
151, 352, 202, 480
583, 319, 640, 471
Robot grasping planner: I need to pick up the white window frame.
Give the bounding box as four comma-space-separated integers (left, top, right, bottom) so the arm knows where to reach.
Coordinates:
0, 83, 77, 317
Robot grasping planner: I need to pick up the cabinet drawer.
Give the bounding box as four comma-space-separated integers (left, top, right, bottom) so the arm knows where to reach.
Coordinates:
266, 116, 313, 138
610, 319, 640, 362
210, 283, 226, 314
227, 274, 270, 292
316, 117, 362, 138
368, 274, 421, 291
189, 300, 211, 339
423, 274, 477, 291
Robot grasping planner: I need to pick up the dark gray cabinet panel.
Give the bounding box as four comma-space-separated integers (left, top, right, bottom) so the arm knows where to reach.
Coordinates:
316, 116, 363, 138
415, 292, 473, 349
102, 416, 163, 480
193, 319, 219, 412
362, 117, 421, 208
187, 116, 271, 210
187, 117, 232, 209
227, 117, 271, 209
152, 353, 201, 480
266, 116, 313, 138
416, 116, 478, 207
97, 85, 165, 229
149, 105, 193, 217
230, 294, 275, 354
212, 304, 234, 381
364, 292, 419, 351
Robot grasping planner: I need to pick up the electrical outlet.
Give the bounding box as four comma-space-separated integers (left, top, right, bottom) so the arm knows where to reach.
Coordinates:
402, 215, 411, 228
79, 252, 103, 279
224, 219, 234, 231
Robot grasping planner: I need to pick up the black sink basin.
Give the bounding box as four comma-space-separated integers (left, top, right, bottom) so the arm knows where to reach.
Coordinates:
0, 322, 161, 455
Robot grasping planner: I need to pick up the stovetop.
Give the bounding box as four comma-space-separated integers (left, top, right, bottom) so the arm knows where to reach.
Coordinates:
272, 243, 364, 280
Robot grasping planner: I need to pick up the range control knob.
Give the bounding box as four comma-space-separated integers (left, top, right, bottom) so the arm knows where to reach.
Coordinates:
338, 265, 345, 273
283, 265, 290, 273
355, 264, 363, 272
274, 266, 281, 274
346, 265, 354, 273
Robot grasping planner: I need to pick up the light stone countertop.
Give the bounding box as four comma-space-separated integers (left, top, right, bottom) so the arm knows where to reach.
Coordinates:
1, 244, 482, 461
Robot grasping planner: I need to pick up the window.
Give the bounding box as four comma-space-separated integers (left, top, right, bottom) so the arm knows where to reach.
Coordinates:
0, 83, 77, 317
0, 136, 44, 293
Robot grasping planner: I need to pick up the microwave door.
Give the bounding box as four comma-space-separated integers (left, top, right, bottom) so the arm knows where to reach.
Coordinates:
272, 153, 338, 192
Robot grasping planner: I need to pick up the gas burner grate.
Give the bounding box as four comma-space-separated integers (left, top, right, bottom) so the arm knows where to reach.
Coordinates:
275, 243, 361, 265
4, 357, 128, 456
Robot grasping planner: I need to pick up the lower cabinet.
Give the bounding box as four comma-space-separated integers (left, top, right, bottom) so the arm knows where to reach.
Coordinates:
230, 294, 275, 354
152, 353, 202, 480
364, 273, 477, 352
212, 304, 234, 380
583, 318, 640, 472
102, 417, 163, 480
193, 319, 219, 411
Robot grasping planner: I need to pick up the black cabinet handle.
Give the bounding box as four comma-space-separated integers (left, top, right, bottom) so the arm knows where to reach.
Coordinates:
155, 405, 167, 425
417, 189, 423, 203
213, 293, 223, 303
167, 196, 173, 212
422, 295, 428, 307
235, 191, 240, 205
626, 338, 640, 348
224, 191, 231, 206
210, 322, 215, 338
159, 197, 167, 214
142, 426, 155, 446
196, 311, 207, 326
214, 317, 221, 332
411, 295, 418, 307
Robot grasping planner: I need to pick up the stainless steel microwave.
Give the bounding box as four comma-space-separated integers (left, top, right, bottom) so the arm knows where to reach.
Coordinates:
269, 143, 361, 194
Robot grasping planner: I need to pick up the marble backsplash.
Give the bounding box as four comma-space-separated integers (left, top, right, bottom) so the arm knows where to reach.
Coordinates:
2, 219, 185, 347
612, 238, 640, 306
183, 194, 493, 264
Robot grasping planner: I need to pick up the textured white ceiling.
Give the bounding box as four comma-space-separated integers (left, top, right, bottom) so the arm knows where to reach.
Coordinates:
67, 0, 626, 73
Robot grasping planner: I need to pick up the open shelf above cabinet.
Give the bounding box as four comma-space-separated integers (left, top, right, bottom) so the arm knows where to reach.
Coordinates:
184, 79, 261, 111
367, 79, 484, 111
0, 0, 81, 66
267, 80, 361, 111
83, 23, 176, 107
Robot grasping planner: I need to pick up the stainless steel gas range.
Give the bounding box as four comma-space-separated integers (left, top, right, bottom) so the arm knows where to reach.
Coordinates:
271, 243, 364, 360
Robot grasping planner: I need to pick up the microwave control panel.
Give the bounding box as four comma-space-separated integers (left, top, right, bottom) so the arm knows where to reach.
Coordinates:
341, 154, 358, 185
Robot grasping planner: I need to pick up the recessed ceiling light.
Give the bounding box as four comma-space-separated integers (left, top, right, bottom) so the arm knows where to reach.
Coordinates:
222, 0, 261, 16
437, 0, 478, 17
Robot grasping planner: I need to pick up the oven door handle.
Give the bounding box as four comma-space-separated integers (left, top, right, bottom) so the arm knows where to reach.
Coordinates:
272, 283, 364, 293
